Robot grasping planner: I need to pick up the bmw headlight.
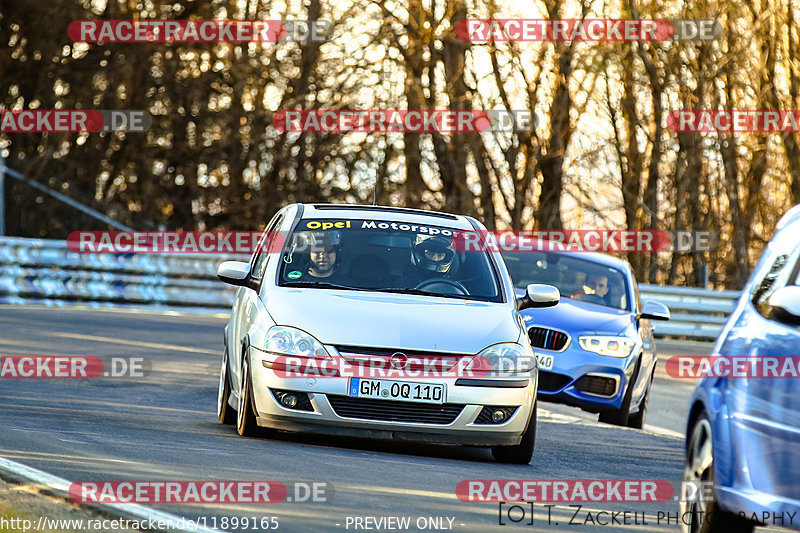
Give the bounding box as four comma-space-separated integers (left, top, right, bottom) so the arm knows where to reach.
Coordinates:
264, 326, 330, 358
474, 342, 536, 374
578, 336, 636, 357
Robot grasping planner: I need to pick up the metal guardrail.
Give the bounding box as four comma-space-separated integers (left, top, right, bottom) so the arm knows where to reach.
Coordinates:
0, 237, 740, 340
637, 284, 739, 341
0, 237, 239, 311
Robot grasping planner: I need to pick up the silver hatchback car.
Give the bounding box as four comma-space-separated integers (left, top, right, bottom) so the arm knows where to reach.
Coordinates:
216, 203, 559, 463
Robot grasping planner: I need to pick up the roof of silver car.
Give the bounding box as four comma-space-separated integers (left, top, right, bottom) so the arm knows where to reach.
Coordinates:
301, 203, 475, 229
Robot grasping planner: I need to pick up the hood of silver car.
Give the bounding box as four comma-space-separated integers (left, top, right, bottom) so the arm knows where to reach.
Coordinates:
266, 288, 520, 353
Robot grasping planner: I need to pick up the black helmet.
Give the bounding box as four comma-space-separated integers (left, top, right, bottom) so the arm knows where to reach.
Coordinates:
296, 230, 342, 252
412, 236, 455, 273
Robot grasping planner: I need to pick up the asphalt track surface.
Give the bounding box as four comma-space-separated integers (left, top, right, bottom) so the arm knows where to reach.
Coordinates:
0, 306, 756, 533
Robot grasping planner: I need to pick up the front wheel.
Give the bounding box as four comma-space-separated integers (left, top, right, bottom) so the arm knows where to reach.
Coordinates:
236, 355, 259, 437
491, 402, 536, 464
626, 368, 654, 429
217, 347, 236, 425
599, 360, 639, 426
681, 412, 754, 533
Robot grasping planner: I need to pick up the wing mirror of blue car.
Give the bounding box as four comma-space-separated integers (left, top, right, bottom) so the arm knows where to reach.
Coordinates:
517, 283, 560, 311
640, 300, 671, 321
769, 285, 800, 325
217, 260, 260, 291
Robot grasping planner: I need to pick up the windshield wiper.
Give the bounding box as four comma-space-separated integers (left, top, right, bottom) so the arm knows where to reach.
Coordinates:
281, 281, 370, 291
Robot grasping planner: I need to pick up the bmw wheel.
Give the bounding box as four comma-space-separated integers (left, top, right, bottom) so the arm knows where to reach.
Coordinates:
626, 368, 654, 429
599, 360, 638, 426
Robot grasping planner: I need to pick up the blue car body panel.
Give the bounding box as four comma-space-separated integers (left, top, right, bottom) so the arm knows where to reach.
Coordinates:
687, 205, 800, 526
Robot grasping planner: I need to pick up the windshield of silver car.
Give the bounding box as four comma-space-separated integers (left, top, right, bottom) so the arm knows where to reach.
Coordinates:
277, 219, 503, 302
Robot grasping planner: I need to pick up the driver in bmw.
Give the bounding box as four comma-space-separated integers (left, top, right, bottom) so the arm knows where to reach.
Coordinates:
405, 236, 457, 285
571, 272, 609, 304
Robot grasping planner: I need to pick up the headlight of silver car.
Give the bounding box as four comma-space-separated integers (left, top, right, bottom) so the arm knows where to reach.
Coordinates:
264, 326, 330, 358
474, 342, 536, 374
578, 336, 636, 357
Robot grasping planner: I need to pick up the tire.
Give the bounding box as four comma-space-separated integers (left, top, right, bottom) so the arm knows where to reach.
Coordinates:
491, 402, 536, 464
217, 347, 236, 425
626, 368, 654, 429
236, 354, 259, 437
681, 412, 755, 533
599, 360, 639, 427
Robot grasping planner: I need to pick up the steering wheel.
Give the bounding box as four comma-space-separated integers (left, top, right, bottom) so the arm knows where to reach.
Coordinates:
414, 278, 469, 296
573, 292, 606, 305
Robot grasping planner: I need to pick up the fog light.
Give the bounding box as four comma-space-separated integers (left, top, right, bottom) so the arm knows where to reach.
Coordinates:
491, 410, 506, 423
281, 394, 298, 408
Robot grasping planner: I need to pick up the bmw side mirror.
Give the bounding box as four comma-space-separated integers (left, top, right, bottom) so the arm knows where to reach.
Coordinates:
517, 283, 560, 311
769, 286, 800, 325
640, 300, 671, 321
217, 261, 259, 291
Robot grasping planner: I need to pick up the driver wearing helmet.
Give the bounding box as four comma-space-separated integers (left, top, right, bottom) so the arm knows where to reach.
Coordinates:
406, 236, 457, 284
304, 231, 342, 280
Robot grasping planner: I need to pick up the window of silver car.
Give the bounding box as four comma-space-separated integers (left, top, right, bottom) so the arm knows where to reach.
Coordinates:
252, 212, 285, 282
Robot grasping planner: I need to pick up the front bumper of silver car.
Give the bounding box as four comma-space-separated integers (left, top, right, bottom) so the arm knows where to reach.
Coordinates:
248, 345, 537, 446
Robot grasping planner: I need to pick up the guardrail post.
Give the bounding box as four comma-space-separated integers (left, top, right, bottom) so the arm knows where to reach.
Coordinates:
0, 155, 5, 236
697, 262, 709, 288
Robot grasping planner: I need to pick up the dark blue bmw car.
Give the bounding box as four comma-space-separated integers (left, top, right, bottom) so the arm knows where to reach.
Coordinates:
682, 205, 800, 533
501, 247, 670, 428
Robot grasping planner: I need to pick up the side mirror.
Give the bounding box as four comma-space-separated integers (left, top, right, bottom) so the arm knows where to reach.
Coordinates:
640, 300, 670, 321
217, 261, 259, 291
769, 286, 800, 325
517, 283, 560, 311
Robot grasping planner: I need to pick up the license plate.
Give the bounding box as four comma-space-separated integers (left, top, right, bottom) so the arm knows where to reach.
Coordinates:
536, 354, 554, 371
348, 378, 445, 404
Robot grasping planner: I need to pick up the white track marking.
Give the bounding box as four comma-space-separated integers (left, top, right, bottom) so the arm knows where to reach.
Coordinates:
0, 456, 221, 533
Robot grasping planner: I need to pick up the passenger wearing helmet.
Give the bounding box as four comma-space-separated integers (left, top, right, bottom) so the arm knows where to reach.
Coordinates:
406, 236, 456, 285
304, 231, 342, 280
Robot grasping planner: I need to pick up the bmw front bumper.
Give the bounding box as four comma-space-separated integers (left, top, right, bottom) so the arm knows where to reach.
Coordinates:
536, 347, 637, 413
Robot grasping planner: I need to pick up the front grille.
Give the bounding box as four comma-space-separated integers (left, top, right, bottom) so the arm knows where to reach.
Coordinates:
335, 346, 467, 372
574, 375, 617, 397
528, 327, 569, 351
327, 395, 464, 424
474, 406, 519, 424
538, 371, 571, 393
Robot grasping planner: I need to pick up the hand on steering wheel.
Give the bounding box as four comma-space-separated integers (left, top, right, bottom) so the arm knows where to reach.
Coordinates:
572, 292, 605, 305
413, 278, 468, 296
